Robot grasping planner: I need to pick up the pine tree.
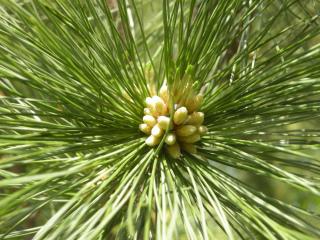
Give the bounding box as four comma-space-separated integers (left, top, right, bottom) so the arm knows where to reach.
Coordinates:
0, 1, 320, 239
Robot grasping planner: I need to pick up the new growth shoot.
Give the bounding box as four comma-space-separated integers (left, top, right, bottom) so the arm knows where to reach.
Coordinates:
139, 71, 207, 159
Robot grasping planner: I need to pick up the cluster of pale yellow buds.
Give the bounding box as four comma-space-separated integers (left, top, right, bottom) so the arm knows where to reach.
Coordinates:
139, 82, 208, 159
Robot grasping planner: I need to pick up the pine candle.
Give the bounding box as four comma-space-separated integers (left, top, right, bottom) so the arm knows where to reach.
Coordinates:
139, 82, 207, 159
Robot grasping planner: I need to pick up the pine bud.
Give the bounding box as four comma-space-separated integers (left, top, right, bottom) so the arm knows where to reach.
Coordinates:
173, 107, 188, 125
147, 84, 156, 97
151, 124, 164, 138
139, 123, 151, 134
143, 115, 156, 127
179, 133, 200, 143
187, 94, 203, 113
157, 116, 171, 130
166, 143, 181, 159
152, 96, 167, 115
184, 92, 195, 111
185, 112, 204, 125
145, 135, 161, 146
142, 91, 206, 155
181, 143, 197, 154
198, 125, 208, 135
144, 108, 152, 115
145, 97, 158, 116
145, 97, 153, 108
176, 125, 197, 137
165, 133, 176, 145
159, 83, 169, 103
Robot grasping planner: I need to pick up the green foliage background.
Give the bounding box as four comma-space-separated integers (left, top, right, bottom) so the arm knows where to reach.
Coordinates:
0, 0, 320, 239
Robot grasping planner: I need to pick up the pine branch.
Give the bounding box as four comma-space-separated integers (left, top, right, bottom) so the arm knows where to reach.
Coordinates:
0, 0, 320, 239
